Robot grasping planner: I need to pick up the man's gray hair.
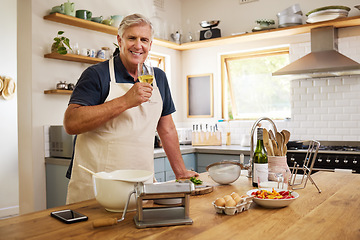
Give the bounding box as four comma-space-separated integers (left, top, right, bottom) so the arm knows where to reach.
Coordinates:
118, 13, 154, 40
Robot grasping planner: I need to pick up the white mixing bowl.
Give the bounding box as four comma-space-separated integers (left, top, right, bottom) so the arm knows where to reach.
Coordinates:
93, 169, 153, 212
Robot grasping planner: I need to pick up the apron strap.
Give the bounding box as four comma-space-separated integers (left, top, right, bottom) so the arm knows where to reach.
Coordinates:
109, 57, 116, 83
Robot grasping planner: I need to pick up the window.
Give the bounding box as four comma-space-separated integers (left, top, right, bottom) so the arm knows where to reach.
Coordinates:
221, 47, 291, 120
149, 54, 165, 71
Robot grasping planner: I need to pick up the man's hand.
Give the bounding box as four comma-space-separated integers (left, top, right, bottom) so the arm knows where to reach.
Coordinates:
176, 170, 199, 180
123, 82, 153, 107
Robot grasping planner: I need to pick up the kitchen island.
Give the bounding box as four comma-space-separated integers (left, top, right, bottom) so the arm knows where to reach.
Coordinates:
1, 171, 359, 239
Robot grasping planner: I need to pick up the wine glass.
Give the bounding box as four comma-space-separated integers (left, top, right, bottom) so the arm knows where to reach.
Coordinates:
137, 60, 156, 103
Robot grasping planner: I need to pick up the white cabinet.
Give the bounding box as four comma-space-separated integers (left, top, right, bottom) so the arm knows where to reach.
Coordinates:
154, 157, 166, 182
155, 153, 196, 182
45, 159, 70, 208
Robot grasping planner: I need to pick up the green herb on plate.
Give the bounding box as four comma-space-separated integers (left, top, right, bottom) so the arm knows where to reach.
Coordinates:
190, 177, 203, 185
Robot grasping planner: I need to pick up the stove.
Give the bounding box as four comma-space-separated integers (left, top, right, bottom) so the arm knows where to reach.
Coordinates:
286, 141, 360, 174
318, 146, 360, 152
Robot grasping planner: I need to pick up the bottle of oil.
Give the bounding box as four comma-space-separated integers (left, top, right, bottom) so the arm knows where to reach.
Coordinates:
252, 128, 268, 187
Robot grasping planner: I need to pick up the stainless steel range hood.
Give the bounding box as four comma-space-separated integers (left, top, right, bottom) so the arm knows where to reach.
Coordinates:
273, 26, 360, 78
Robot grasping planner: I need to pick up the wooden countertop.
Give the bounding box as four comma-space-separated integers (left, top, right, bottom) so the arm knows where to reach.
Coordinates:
1, 172, 359, 239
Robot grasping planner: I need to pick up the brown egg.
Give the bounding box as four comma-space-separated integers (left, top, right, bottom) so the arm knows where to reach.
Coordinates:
234, 196, 243, 204
225, 198, 236, 207
223, 195, 232, 201
214, 198, 226, 207
231, 192, 240, 199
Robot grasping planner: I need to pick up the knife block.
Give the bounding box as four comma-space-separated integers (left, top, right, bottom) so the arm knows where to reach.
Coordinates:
192, 132, 222, 146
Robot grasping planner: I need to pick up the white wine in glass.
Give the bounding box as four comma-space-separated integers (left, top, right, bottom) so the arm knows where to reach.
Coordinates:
138, 74, 154, 84
137, 61, 156, 103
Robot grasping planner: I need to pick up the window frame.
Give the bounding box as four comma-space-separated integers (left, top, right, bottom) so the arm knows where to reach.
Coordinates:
149, 54, 165, 71
220, 47, 289, 120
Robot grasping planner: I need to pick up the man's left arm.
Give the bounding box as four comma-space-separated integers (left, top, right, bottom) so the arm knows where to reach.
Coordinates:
157, 114, 198, 179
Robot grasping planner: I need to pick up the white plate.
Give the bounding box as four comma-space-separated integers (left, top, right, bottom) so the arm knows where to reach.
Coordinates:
308, 9, 349, 18
306, 9, 348, 23
246, 188, 299, 208
307, 13, 347, 23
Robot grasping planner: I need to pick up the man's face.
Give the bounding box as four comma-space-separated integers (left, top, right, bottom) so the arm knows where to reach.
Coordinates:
117, 23, 152, 68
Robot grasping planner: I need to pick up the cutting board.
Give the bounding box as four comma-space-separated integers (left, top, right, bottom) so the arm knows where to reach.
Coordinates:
191, 185, 214, 195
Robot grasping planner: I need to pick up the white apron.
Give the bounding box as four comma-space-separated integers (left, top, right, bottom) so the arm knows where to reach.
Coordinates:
66, 57, 162, 204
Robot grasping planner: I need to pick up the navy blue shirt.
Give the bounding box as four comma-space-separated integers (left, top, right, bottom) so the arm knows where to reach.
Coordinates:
69, 54, 176, 117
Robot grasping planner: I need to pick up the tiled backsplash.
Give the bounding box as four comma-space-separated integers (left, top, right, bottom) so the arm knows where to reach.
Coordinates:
287, 35, 360, 141
290, 76, 360, 141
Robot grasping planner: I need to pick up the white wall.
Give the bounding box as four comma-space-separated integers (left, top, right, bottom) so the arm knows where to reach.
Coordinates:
3, 0, 360, 217
0, 0, 18, 218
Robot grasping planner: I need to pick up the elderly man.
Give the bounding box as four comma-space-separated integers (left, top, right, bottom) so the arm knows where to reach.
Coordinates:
64, 13, 198, 204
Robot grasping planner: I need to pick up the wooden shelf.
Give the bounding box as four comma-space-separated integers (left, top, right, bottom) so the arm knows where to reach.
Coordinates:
44, 13, 360, 51
44, 52, 105, 64
44, 89, 72, 95
180, 15, 360, 50
44, 13, 118, 35
43, 13, 182, 50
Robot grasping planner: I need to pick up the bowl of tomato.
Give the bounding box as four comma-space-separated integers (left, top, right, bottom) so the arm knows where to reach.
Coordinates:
246, 188, 299, 208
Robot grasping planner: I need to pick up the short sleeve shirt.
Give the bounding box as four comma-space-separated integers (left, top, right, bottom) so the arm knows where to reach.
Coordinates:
69, 54, 176, 117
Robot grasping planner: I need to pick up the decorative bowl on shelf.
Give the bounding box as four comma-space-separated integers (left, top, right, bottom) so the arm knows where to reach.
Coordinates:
199, 20, 220, 29
101, 18, 114, 26
252, 19, 276, 32
91, 16, 103, 23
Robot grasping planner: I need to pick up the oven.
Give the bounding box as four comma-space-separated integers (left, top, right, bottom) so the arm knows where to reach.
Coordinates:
286, 141, 360, 174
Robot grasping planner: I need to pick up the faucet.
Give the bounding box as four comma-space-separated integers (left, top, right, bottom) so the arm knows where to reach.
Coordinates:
247, 117, 278, 178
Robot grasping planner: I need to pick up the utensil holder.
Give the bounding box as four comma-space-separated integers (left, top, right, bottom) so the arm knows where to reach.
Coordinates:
268, 156, 291, 182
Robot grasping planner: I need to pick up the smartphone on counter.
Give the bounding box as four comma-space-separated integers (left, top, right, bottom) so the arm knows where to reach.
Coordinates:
50, 209, 88, 224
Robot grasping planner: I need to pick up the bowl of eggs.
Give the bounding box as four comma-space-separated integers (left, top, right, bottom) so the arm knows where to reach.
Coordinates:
206, 161, 242, 185
212, 192, 254, 215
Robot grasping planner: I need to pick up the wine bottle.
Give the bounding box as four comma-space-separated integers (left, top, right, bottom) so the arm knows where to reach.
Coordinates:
252, 127, 268, 187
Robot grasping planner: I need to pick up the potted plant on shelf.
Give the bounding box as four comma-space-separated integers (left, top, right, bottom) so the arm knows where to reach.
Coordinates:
51, 31, 72, 54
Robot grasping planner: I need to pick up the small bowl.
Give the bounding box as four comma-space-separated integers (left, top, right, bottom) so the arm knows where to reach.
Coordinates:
91, 16, 103, 23
199, 20, 220, 28
206, 161, 242, 184
101, 19, 114, 26
246, 188, 299, 208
